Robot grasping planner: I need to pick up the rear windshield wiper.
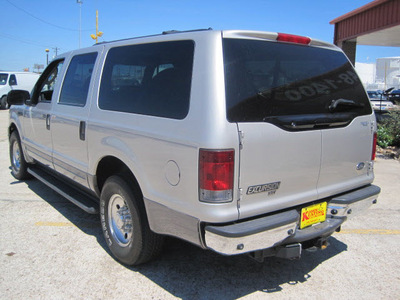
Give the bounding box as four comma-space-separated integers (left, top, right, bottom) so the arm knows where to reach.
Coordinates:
329, 98, 364, 112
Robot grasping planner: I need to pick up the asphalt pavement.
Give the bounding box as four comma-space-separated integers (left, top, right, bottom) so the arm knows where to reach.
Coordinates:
1, 109, 399, 299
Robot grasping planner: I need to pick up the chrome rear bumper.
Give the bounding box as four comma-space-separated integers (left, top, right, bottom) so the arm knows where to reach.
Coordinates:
204, 185, 380, 256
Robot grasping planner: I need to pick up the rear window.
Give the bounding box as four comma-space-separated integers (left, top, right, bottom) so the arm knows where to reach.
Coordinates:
223, 39, 371, 129
99, 40, 194, 120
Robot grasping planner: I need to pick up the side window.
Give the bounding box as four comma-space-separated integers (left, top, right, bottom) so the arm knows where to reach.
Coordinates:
99, 41, 194, 119
9, 74, 17, 86
0, 73, 8, 85
59, 52, 97, 107
32, 59, 64, 104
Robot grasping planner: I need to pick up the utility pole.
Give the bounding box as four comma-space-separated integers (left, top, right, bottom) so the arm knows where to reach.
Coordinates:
90, 10, 103, 43
77, 0, 83, 48
52, 47, 60, 57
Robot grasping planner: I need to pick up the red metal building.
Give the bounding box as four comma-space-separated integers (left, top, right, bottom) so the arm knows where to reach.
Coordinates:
330, 0, 400, 64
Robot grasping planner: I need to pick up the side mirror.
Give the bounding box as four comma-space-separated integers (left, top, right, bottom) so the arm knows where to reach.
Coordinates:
7, 90, 30, 106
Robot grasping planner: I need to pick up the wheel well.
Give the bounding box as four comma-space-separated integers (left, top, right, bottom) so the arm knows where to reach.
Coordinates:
8, 123, 17, 139
96, 156, 141, 195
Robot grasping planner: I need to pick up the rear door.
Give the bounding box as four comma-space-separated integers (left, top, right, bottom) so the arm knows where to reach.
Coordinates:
222, 35, 373, 220
318, 115, 375, 199
51, 51, 99, 187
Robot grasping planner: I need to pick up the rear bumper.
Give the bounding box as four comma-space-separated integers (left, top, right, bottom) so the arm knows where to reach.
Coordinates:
204, 184, 380, 255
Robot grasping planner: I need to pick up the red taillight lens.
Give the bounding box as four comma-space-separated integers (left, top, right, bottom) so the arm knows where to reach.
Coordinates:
277, 33, 311, 45
199, 149, 234, 203
372, 132, 377, 160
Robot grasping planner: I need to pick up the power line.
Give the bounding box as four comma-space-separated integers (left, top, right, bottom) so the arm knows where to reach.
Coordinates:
5, 0, 94, 32
0, 33, 51, 48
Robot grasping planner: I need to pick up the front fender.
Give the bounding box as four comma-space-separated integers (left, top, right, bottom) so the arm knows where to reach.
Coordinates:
8, 105, 34, 163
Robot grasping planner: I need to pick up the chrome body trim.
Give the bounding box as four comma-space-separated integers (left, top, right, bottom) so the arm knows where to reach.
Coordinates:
327, 194, 377, 219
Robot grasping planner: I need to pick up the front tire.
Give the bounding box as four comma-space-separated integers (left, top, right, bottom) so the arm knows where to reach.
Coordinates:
9, 131, 30, 180
100, 175, 164, 265
0, 96, 7, 110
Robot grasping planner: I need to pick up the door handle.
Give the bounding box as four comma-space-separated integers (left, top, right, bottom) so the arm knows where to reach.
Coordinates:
46, 114, 51, 130
79, 121, 86, 141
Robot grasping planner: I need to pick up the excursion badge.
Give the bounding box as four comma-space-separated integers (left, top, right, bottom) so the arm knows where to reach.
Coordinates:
246, 181, 281, 196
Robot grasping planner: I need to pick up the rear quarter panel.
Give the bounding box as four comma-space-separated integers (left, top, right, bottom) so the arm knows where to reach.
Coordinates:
87, 31, 241, 223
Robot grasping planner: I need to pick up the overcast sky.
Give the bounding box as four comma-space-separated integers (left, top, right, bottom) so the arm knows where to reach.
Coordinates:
1, 0, 399, 71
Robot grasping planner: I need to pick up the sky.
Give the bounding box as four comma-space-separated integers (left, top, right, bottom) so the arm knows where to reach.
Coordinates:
0, 0, 399, 71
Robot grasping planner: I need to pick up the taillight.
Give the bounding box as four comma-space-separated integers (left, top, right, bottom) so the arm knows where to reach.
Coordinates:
372, 132, 377, 160
199, 149, 234, 203
277, 33, 311, 45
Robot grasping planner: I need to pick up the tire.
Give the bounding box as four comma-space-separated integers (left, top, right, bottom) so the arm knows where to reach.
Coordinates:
9, 131, 30, 180
100, 175, 164, 265
0, 96, 7, 110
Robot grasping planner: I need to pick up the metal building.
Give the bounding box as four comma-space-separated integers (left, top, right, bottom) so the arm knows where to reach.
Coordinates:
330, 0, 400, 65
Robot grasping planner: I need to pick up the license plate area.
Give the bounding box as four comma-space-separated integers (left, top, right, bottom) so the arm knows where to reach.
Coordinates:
300, 202, 327, 229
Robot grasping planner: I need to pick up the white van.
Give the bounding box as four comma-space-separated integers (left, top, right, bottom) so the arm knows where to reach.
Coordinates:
0, 71, 40, 109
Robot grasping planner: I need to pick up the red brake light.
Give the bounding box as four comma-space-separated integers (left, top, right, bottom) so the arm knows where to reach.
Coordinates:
277, 33, 311, 45
372, 132, 377, 160
199, 149, 234, 203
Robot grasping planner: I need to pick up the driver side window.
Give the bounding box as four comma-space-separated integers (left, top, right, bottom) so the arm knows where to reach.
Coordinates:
33, 59, 64, 104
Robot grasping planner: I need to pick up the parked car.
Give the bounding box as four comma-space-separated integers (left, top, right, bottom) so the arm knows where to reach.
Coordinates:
0, 71, 40, 109
388, 89, 400, 104
8, 29, 380, 266
367, 90, 394, 111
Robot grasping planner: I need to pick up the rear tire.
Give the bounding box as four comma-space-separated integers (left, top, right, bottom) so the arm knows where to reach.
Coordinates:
100, 175, 164, 265
9, 131, 30, 180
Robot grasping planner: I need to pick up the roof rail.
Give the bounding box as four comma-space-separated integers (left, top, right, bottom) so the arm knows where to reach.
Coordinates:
95, 28, 213, 46
162, 28, 213, 35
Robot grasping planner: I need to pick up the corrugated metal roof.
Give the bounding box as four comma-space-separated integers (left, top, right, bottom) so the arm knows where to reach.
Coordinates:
330, 0, 400, 45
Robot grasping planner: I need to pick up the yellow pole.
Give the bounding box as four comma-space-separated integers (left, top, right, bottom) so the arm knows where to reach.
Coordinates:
90, 10, 103, 43
95, 10, 99, 43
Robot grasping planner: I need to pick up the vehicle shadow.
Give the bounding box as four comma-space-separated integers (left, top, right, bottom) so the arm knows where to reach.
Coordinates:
21, 175, 348, 299
132, 236, 347, 299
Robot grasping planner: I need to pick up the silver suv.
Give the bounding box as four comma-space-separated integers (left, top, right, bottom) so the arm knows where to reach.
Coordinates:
8, 29, 380, 265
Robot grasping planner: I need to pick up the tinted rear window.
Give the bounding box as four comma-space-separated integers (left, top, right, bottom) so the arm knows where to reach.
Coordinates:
223, 39, 371, 128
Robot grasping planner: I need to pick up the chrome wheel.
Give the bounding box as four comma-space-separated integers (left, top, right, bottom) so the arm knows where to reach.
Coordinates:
108, 194, 133, 247
12, 140, 21, 173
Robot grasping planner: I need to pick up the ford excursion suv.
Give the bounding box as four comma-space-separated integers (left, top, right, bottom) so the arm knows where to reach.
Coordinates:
8, 29, 380, 265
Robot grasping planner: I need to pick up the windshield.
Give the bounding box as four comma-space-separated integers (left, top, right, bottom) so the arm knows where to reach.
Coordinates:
367, 91, 387, 100
223, 39, 372, 124
0, 73, 8, 85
